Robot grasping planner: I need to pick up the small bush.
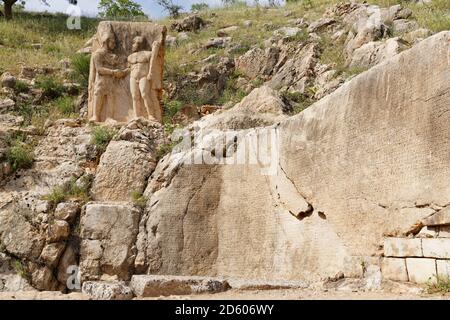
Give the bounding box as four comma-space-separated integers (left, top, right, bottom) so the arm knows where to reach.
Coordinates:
427, 276, 450, 294
156, 140, 180, 160
43, 186, 67, 206
54, 96, 76, 116
90, 126, 117, 152
14, 80, 29, 94
7, 138, 34, 171
281, 90, 314, 115
131, 190, 148, 209
191, 2, 209, 12
35, 75, 65, 99
12, 259, 30, 281
71, 54, 91, 89
43, 177, 92, 207
163, 99, 183, 123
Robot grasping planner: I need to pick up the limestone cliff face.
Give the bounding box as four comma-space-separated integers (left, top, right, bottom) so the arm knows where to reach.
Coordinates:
136, 31, 450, 282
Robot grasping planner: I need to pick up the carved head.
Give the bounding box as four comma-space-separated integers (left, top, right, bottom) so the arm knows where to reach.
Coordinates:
132, 36, 146, 53
99, 24, 116, 51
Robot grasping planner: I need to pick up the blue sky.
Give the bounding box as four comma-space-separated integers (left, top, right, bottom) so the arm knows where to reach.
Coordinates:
23, 0, 254, 19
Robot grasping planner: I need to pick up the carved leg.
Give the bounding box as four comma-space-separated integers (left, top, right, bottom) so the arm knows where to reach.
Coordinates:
149, 90, 163, 123
91, 91, 105, 122
130, 77, 142, 119
139, 78, 159, 122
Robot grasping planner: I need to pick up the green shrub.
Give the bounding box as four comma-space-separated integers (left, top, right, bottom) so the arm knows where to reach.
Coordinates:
281, 90, 313, 115
71, 54, 91, 89
14, 79, 29, 94
427, 276, 450, 294
54, 96, 76, 116
163, 100, 183, 123
43, 176, 92, 207
131, 190, 148, 209
35, 75, 65, 99
90, 126, 117, 152
43, 185, 67, 206
12, 260, 30, 281
7, 138, 34, 171
191, 2, 209, 12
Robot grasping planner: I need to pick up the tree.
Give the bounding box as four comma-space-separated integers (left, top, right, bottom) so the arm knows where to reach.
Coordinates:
98, 0, 145, 19
191, 2, 209, 12
155, 0, 182, 18
1, 0, 77, 21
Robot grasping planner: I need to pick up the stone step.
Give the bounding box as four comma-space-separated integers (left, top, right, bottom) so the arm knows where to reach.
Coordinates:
227, 278, 309, 291
82, 281, 134, 300
130, 275, 231, 297
383, 237, 450, 259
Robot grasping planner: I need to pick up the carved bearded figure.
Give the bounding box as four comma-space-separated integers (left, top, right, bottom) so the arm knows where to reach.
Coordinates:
89, 27, 129, 122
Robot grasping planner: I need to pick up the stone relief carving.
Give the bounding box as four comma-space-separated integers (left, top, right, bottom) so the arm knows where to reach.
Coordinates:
87, 21, 167, 123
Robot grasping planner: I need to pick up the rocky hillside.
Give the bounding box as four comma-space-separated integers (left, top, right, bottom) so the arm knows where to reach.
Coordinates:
0, 1, 449, 299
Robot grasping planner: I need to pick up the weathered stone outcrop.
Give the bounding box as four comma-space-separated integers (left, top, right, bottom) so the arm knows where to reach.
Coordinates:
136, 32, 450, 282
91, 119, 165, 202
80, 202, 140, 281
130, 275, 230, 297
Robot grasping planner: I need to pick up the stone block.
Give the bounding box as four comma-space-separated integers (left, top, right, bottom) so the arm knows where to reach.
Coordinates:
406, 258, 436, 284
381, 258, 408, 282
82, 281, 133, 300
439, 226, 450, 238
384, 238, 422, 257
130, 275, 231, 297
422, 238, 450, 259
436, 260, 450, 278
422, 208, 450, 226
80, 202, 140, 281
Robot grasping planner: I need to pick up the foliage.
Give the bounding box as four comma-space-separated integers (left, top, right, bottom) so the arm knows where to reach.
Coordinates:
14, 79, 29, 93
43, 176, 92, 207
427, 276, 450, 294
98, 0, 146, 19
54, 95, 76, 116
156, 140, 178, 160
6, 136, 34, 171
12, 259, 30, 281
163, 99, 183, 123
191, 2, 209, 12
131, 190, 148, 209
35, 75, 65, 99
221, 0, 247, 8
90, 126, 117, 152
0, 11, 98, 74
155, 0, 182, 18
281, 90, 313, 115
71, 54, 91, 89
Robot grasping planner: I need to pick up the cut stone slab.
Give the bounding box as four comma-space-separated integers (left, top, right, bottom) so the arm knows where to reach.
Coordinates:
436, 260, 450, 278
82, 281, 133, 300
439, 226, 450, 238
384, 238, 422, 258
226, 278, 309, 291
422, 208, 450, 226
417, 226, 438, 238
381, 258, 408, 282
130, 275, 231, 297
406, 258, 437, 284
422, 238, 450, 259
80, 202, 140, 281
